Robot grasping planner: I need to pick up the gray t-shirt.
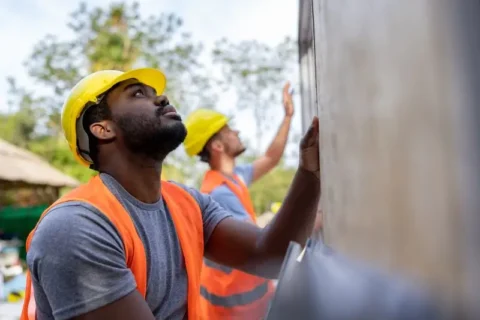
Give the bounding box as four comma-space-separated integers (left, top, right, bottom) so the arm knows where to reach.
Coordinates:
27, 173, 232, 320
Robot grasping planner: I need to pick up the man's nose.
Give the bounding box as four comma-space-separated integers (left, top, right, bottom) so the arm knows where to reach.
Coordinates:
154, 95, 169, 107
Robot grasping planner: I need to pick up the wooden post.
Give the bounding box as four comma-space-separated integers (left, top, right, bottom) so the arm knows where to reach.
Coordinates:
299, 0, 480, 317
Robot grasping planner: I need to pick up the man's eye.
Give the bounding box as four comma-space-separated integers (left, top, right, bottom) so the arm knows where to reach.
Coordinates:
134, 90, 144, 97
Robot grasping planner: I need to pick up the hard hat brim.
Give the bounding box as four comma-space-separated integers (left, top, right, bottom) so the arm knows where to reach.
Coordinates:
107, 68, 167, 97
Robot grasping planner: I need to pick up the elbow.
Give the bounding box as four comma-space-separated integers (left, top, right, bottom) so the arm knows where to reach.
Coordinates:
242, 250, 284, 279
249, 226, 286, 275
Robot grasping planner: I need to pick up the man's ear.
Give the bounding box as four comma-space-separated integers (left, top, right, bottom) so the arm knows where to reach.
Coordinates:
210, 139, 224, 153
89, 121, 116, 141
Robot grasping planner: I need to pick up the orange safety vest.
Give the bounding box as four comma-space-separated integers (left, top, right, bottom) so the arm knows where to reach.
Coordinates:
21, 176, 204, 320
199, 170, 275, 320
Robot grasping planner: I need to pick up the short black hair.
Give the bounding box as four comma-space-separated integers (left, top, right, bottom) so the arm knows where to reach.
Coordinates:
198, 132, 220, 163
198, 147, 210, 163
82, 98, 112, 170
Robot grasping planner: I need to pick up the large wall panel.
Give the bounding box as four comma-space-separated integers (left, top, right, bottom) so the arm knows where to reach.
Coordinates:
300, 0, 480, 317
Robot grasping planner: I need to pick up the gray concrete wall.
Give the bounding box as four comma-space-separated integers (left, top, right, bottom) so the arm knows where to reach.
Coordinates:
310, 0, 480, 317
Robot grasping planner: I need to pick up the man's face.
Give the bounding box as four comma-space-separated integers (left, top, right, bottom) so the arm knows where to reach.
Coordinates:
105, 79, 187, 160
217, 125, 246, 158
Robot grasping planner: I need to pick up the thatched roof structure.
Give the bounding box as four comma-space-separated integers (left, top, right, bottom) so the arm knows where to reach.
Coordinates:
0, 138, 79, 188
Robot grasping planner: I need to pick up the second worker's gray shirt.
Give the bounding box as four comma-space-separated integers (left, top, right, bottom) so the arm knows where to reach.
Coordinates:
27, 173, 232, 320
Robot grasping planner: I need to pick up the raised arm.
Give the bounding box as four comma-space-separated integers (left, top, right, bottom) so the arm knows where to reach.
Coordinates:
252, 82, 294, 182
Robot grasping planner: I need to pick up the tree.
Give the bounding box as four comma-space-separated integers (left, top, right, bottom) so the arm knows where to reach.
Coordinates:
0, 78, 45, 148
212, 37, 298, 155
5, 1, 216, 183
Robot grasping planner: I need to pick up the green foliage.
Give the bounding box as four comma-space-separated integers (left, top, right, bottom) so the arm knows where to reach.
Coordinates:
24, 2, 213, 133
3, 1, 214, 183
249, 165, 296, 214
0, 78, 45, 148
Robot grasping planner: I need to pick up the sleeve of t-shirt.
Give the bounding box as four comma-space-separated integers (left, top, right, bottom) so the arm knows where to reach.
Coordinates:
176, 184, 233, 245
27, 202, 137, 320
234, 164, 255, 186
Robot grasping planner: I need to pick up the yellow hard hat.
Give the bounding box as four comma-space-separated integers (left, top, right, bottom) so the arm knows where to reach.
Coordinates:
183, 108, 228, 157
61, 68, 166, 167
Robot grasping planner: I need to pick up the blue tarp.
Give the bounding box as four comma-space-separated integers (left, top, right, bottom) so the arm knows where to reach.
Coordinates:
2, 273, 26, 297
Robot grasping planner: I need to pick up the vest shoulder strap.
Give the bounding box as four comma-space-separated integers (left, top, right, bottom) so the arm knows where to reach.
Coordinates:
201, 170, 256, 220
162, 181, 204, 319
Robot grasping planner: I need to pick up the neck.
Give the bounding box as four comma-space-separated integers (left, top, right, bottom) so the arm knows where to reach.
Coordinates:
209, 154, 236, 176
98, 150, 163, 204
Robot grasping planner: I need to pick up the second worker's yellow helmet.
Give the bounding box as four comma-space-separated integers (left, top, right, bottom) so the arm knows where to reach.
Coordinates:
61, 68, 166, 167
183, 109, 228, 157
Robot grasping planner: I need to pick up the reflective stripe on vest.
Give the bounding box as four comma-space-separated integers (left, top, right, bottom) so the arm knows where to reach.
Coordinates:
199, 170, 275, 319
200, 280, 270, 307
20, 176, 204, 320
204, 258, 233, 274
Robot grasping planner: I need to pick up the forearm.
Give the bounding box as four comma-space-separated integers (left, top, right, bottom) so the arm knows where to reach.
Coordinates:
264, 116, 292, 162
251, 167, 321, 277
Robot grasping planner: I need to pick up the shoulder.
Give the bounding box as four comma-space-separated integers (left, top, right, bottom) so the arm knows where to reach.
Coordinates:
166, 181, 233, 243
166, 181, 208, 207
234, 163, 254, 186
29, 201, 124, 262
168, 181, 236, 216
33, 201, 120, 236
210, 185, 252, 221
210, 185, 241, 206
210, 184, 233, 198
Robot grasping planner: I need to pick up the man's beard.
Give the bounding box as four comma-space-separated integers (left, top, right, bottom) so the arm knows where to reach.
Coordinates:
224, 138, 246, 158
115, 112, 187, 161
232, 146, 246, 158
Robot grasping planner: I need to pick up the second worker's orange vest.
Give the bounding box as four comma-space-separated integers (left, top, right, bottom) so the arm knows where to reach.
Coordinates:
21, 176, 204, 320
200, 170, 275, 320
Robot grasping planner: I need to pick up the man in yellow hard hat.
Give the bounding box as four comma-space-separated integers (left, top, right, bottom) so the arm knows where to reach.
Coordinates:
22, 68, 321, 320
183, 84, 299, 319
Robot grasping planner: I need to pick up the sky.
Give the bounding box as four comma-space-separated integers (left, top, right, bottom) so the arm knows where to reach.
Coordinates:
0, 0, 301, 160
